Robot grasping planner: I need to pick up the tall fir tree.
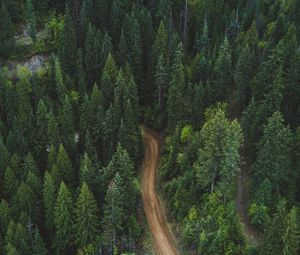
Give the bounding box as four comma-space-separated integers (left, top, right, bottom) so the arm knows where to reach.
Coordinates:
53, 182, 74, 254
167, 42, 189, 129
0, 4, 15, 57
59, 6, 77, 77
26, 0, 37, 41
74, 182, 99, 248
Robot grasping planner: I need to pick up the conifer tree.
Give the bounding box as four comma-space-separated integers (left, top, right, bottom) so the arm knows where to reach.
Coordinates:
54, 58, 67, 103
79, 153, 97, 191
32, 228, 48, 255
214, 37, 232, 101
43, 172, 56, 240
26, 0, 37, 41
102, 173, 126, 250
0, 4, 15, 58
85, 24, 100, 87
53, 182, 74, 254
101, 53, 118, 108
3, 167, 18, 201
74, 182, 99, 248
283, 207, 300, 255
117, 30, 129, 67
47, 111, 60, 148
60, 6, 77, 76
76, 48, 87, 95
0, 199, 11, 237
167, 42, 189, 129
252, 111, 293, 200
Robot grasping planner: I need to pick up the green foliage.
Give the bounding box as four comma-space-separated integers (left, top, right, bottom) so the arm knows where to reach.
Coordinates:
26, 0, 36, 41
53, 182, 74, 254
74, 182, 99, 248
0, 4, 15, 58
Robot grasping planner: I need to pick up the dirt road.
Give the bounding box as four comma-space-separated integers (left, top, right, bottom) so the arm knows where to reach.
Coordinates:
142, 129, 179, 255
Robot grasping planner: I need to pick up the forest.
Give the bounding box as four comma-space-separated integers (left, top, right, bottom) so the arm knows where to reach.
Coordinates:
0, 0, 299, 254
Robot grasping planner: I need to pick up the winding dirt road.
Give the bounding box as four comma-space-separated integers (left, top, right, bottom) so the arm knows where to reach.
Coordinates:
142, 129, 179, 255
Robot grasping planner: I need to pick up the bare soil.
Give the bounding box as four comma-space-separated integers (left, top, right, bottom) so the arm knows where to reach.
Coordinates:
142, 129, 179, 255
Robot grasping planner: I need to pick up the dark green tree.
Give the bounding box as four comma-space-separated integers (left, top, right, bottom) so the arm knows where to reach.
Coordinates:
167, 42, 189, 129
59, 6, 77, 76
0, 4, 15, 57
53, 182, 74, 254
74, 182, 99, 248
26, 0, 37, 41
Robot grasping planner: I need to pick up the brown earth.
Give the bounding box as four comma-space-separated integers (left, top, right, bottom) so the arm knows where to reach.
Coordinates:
142, 129, 179, 255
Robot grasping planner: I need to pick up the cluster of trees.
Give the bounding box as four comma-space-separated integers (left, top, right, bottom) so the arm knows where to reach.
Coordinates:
0, 0, 300, 254
154, 0, 300, 254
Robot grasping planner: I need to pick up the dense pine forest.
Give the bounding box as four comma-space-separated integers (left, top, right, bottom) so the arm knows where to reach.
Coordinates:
0, 0, 299, 254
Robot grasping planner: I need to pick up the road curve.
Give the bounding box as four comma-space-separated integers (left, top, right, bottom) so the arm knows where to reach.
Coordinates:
142, 129, 179, 255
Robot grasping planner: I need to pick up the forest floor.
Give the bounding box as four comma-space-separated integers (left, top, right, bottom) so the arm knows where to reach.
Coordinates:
142, 129, 179, 255
236, 166, 259, 246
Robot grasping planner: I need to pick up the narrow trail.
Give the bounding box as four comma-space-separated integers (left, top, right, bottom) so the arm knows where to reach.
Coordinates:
142, 129, 179, 255
236, 167, 259, 246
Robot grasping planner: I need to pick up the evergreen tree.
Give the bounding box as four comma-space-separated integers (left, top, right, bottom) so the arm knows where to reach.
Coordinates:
76, 48, 87, 95
85, 24, 100, 87
53, 182, 74, 254
167, 42, 189, 129
194, 108, 243, 197
26, 0, 37, 41
43, 172, 56, 240
102, 173, 126, 250
74, 182, 99, 248
59, 6, 77, 77
54, 58, 67, 103
32, 228, 48, 255
283, 207, 300, 255
252, 111, 293, 201
79, 153, 97, 191
101, 53, 118, 108
213, 37, 232, 101
0, 4, 15, 58
47, 111, 60, 148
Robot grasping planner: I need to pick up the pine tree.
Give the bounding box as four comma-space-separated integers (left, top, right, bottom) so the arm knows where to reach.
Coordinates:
154, 54, 168, 120
0, 135, 9, 184
85, 24, 100, 87
53, 144, 74, 188
117, 30, 129, 67
167, 42, 189, 129
74, 182, 99, 248
54, 182, 74, 254
47, 110, 60, 148
102, 173, 126, 249
60, 6, 77, 76
101, 53, 118, 108
234, 44, 256, 111
0, 4, 15, 58
35, 100, 48, 169
58, 96, 75, 154
32, 228, 48, 255
194, 108, 243, 197
252, 111, 293, 200
214, 37, 232, 101
196, 19, 209, 54
43, 172, 56, 240
26, 0, 37, 41
79, 153, 97, 191
100, 33, 113, 70
54, 58, 67, 103
0, 199, 11, 237
283, 207, 300, 255
76, 48, 87, 95
3, 167, 18, 200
